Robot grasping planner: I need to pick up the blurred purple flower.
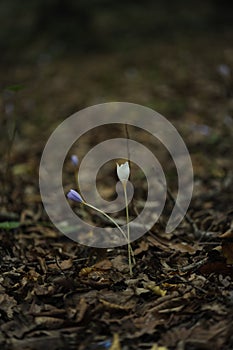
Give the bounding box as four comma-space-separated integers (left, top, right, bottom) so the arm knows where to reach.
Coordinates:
67, 189, 83, 203
190, 123, 210, 136
217, 64, 231, 77
71, 155, 79, 166
196, 124, 210, 136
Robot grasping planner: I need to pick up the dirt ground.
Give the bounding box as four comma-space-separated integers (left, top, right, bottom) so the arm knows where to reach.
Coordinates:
0, 31, 233, 350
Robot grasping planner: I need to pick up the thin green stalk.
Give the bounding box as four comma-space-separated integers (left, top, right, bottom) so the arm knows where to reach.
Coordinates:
122, 182, 135, 276
84, 202, 133, 254
84, 200, 135, 274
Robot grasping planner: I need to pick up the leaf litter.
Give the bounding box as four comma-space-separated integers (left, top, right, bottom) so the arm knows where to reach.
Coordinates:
1, 35, 233, 349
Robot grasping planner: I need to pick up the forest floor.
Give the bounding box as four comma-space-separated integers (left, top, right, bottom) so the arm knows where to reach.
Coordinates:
0, 31, 233, 350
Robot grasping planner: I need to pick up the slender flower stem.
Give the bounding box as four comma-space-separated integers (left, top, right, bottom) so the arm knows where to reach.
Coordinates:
85, 202, 135, 273
84, 202, 131, 248
122, 182, 135, 276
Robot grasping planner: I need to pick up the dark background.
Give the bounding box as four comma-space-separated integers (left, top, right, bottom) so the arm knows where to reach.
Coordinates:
1, 0, 233, 62
1, 0, 233, 159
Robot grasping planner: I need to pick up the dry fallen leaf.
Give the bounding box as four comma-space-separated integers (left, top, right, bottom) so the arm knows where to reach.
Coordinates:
143, 282, 167, 297
0, 294, 17, 318
99, 298, 132, 311
220, 229, 233, 264
151, 345, 168, 350
110, 333, 121, 350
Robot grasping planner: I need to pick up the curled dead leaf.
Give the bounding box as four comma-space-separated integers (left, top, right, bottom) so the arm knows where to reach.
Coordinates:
99, 298, 132, 311
143, 282, 167, 297
151, 345, 168, 350
110, 333, 121, 350
220, 229, 233, 264
0, 294, 17, 318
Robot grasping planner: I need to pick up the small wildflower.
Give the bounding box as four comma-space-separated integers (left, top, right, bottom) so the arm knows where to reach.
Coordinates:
218, 64, 230, 77
117, 161, 130, 183
71, 155, 79, 166
116, 160, 134, 276
67, 189, 83, 203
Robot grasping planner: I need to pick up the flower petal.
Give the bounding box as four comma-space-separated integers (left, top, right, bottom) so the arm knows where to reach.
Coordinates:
67, 189, 83, 203
71, 155, 79, 166
117, 161, 130, 182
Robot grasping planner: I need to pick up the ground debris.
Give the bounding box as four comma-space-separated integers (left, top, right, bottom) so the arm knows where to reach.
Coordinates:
1, 27, 233, 349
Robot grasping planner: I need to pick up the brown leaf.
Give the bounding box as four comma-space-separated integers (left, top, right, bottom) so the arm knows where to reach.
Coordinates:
220, 229, 233, 264
99, 298, 132, 311
34, 316, 64, 328
111, 255, 129, 273
0, 293, 17, 318
94, 259, 112, 270
151, 345, 168, 350
143, 282, 166, 297
75, 297, 88, 322
134, 240, 149, 255
59, 259, 73, 270
222, 241, 233, 264
171, 242, 198, 254
199, 260, 233, 276
110, 333, 121, 350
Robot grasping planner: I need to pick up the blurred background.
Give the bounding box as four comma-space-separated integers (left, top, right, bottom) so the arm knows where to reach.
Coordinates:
1, 0, 233, 119
0, 0, 233, 201
1, 0, 233, 59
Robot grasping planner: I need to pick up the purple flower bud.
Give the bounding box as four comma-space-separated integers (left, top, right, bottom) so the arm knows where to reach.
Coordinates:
71, 155, 79, 166
218, 64, 230, 77
67, 189, 83, 203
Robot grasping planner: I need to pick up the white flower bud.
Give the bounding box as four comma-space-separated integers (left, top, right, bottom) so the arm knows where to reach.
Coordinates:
117, 161, 130, 183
